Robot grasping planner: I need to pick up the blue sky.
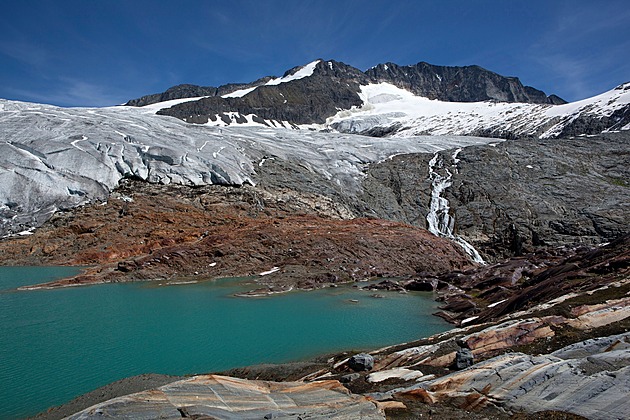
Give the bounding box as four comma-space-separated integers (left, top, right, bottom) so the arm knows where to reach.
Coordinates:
1, 0, 628, 107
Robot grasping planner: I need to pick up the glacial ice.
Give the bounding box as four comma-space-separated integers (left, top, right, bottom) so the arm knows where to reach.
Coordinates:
324, 82, 630, 138
0, 98, 498, 236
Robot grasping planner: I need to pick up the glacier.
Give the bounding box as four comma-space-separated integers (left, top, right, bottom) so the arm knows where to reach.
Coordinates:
325, 82, 630, 138
0, 99, 498, 237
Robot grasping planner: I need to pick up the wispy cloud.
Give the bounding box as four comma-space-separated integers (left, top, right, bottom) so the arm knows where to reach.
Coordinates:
4, 78, 127, 107
0, 39, 50, 68
526, 3, 630, 100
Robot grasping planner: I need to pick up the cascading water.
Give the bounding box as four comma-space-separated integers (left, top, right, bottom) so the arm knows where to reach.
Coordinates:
426, 149, 486, 264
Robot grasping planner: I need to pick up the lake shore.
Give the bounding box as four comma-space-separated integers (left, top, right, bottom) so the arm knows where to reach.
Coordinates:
27, 234, 630, 419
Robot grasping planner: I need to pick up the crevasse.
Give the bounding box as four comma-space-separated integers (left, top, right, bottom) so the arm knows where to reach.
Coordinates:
426, 150, 486, 264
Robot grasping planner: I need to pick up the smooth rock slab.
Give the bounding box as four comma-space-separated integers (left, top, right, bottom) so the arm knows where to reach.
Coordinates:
394, 332, 630, 420
66, 375, 384, 419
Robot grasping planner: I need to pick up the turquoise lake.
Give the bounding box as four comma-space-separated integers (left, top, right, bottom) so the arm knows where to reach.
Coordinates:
0, 267, 451, 419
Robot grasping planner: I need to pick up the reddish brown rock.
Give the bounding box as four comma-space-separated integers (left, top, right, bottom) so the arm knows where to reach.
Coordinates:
0, 181, 474, 289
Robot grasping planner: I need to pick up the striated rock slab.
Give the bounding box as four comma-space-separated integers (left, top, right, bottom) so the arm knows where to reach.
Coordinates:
394, 333, 630, 420
367, 367, 429, 383
461, 318, 555, 357
67, 375, 385, 419
566, 297, 630, 330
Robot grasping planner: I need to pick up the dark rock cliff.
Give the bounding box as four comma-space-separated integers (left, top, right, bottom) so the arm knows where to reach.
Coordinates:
124, 77, 275, 107
360, 131, 630, 260
156, 60, 369, 125
365, 62, 565, 104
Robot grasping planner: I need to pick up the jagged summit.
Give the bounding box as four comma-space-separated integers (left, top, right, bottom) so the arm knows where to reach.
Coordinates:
127, 59, 564, 109
125, 59, 568, 127
132, 57, 628, 139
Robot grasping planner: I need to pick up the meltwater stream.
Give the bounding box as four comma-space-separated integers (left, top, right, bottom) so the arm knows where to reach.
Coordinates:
426, 150, 486, 264
0, 267, 451, 419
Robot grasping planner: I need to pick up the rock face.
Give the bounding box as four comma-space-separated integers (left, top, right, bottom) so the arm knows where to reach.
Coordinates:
156, 60, 370, 125
361, 131, 630, 259
124, 77, 276, 107
365, 62, 563, 104
408, 333, 630, 420
411, 233, 630, 325
125, 84, 219, 107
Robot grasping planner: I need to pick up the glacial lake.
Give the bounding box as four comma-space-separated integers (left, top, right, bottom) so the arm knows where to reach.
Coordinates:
0, 266, 451, 419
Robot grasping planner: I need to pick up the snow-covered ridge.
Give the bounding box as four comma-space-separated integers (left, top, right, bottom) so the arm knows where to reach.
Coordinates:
325, 82, 630, 138
222, 60, 322, 98
135, 60, 323, 113
0, 98, 498, 237
138, 96, 211, 113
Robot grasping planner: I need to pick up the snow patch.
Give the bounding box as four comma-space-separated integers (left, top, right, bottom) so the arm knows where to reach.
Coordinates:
138, 96, 210, 113
259, 267, 280, 276
325, 82, 630, 139
488, 299, 507, 308
222, 60, 321, 98
461, 316, 479, 324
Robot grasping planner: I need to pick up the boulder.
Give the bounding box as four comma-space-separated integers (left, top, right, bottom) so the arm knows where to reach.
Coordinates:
348, 354, 374, 371
455, 348, 474, 370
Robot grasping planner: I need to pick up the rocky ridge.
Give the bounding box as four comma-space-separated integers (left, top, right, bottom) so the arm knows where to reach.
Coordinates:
155, 60, 370, 125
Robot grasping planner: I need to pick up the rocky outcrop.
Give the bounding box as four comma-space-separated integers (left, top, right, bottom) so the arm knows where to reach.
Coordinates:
124, 84, 219, 107
396, 333, 630, 420
67, 375, 386, 419
124, 77, 276, 107
365, 62, 564, 104
408, 233, 630, 325
361, 131, 630, 260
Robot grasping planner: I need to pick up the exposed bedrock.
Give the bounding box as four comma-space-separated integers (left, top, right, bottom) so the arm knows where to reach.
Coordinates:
0, 180, 474, 290
360, 131, 630, 260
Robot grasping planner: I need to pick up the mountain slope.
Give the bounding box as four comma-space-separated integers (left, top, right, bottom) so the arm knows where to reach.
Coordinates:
365, 61, 564, 104
127, 59, 628, 139
327, 81, 630, 139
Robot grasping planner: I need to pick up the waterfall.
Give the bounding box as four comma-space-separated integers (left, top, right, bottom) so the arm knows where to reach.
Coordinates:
426, 150, 486, 264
